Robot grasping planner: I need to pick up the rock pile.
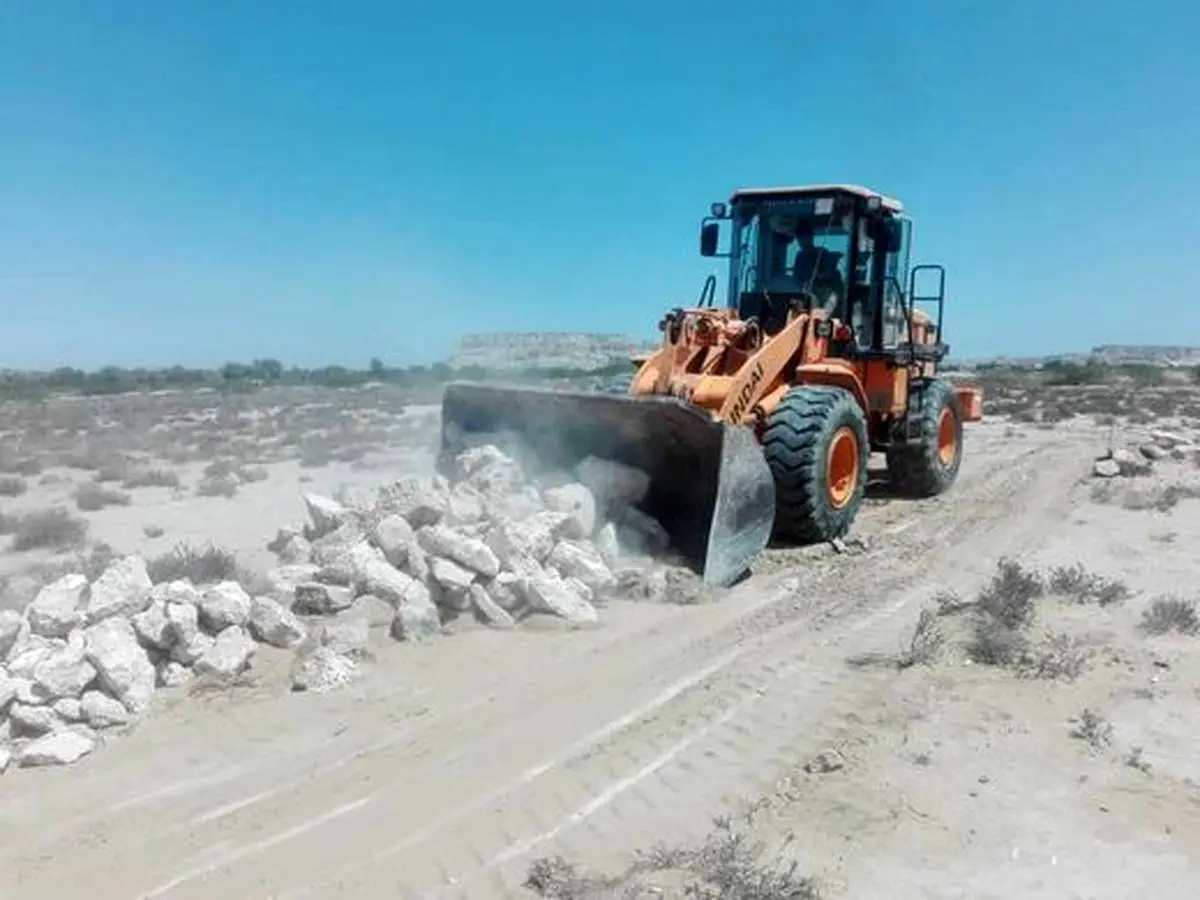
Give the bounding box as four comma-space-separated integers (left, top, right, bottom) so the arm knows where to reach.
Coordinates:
1093, 430, 1200, 478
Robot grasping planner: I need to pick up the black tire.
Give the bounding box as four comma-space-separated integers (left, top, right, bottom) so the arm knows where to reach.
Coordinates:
886, 378, 963, 497
762, 385, 869, 543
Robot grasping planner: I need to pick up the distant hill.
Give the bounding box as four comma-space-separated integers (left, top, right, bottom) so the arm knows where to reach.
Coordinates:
448, 332, 657, 372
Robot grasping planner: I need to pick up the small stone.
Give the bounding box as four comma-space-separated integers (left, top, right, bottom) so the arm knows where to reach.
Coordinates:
390, 601, 442, 642
198, 581, 252, 632
303, 492, 349, 539
485, 572, 527, 612
319, 616, 369, 658
80, 689, 131, 728
521, 574, 599, 624
376, 476, 449, 527
805, 749, 845, 774
85, 556, 153, 624
311, 521, 366, 566
1139, 444, 1168, 461
543, 483, 597, 537
370, 514, 416, 569
417, 525, 501, 577
352, 594, 395, 629
547, 541, 615, 593
170, 631, 214, 666
10, 702, 63, 736
165, 598, 201, 646
470, 583, 516, 629
1093, 458, 1120, 478
157, 661, 194, 688
6, 632, 64, 679
429, 556, 477, 591
32, 639, 97, 701
1111, 448, 1151, 476
193, 626, 256, 679
52, 697, 83, 722
277, 533, 313, 564
290, 645, 357, 693
85, 618, 157, 714
27, 574, 87, 638
19, 730, 95, 767
132, 602, 175, 651
264, 565, 321, 602
443, 484, 487, 526
0, 673, 18, 713
293, 582, 355, 616
249, 595, 308, 648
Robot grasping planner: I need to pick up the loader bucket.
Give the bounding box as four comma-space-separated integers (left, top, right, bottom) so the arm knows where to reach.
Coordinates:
438, 381, 776, 587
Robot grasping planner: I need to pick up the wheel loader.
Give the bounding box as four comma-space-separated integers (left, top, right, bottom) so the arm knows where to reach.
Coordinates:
439, 184, 983, 586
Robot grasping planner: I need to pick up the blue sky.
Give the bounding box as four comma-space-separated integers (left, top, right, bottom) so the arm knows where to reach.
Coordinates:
2, 0, 1198, 370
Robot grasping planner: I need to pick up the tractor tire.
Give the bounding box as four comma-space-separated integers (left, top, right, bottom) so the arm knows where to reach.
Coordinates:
886, 378, 963, 497
761, 385, 869, 543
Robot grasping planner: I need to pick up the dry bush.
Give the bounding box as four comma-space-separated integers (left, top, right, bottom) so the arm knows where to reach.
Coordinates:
196, 473, 239, 498
1140, 595, 1200, 636
1121, 482, 1200, 512
1025, 632, 1091, 681
977, 558, 1043, 630
0, 454, 43, 476
525, 814, 821, 900
0, 475, 28, 497
897, 608, 945, 669
74, 481, 133, 511
1070, 708, 1114, 751
1047, 563, 1131, 606
147, 542, 250, 588
121, 467, 182, 489
10, 507, 89, 552
968, 617, 1029, 666
933, 589, 973, 616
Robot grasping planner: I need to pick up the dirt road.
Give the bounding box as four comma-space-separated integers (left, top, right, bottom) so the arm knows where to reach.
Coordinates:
0, 421, 1098, 898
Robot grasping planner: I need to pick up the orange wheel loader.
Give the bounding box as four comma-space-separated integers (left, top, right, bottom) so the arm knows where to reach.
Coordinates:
439, 185, 983, 586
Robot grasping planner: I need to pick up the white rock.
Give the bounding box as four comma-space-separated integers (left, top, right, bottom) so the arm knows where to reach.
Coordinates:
13, 676, 40, 706
194, 626, 256, 679
293, 582, 355, 616
303, 492, 349, 539
85, 618, 157, 714
453, 445, 512, 480
359, 556, 429, 609
165, 597, 201, 646
0, 672, 18, 712
522, 574, 599, 624
311, 521, 366, 566
10, 702, 63, 735
0, 609, 21, 658
564, 576, 595, 605
0, 746, 10, 774
18, 730, 95, 767
457, 447, 525, 498
594, 522, 621, 561
547, 540, 615, 592
1092, 458, 1120, 478
132, 601, 175, 650
27, 574, 88, 638
470, 583, 516, 629
486, 517, 557, 573
6, 631, 65, 679
264, 564, 321, 602
1151, 429, 1186, 449
32, 639, 97, 701
417, 525, 501, 577
170, 631, 213, 666
1111, 448, 1151, 476
199, 581, 252, 632
86, 556, 153, 624
149, 579, 203, 607
249, 595, 308, 648
444, 484, 487, 526
80, 689, 131, 728
1139, 443, 1168, 461
432, 581, 472, 613
575, 457, 650, 514
319, 616, 369, 657
370, 514, 416, 569
485, 572, 528, 612
291, 645, 357, 693
376, 476, 449, 527
157, 661, 194, 688
429, 556, 477, 591
53, 697, 83, 722
390, 599, 442, 642
269, 528, 313, 564
543, 483, 597, 537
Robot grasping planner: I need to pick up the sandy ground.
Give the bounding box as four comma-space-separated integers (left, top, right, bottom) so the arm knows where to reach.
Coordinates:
0, 393, 1198, 898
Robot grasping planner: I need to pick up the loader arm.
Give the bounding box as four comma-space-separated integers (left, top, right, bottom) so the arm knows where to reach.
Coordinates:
715, 312, 809, 424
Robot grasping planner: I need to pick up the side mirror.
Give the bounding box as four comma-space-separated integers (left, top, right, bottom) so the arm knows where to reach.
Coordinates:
700, 222, 720, 257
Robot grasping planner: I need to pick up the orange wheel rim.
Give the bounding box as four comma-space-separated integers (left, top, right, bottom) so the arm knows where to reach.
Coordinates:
937, 407, 958, 466
826, 426, 859, 510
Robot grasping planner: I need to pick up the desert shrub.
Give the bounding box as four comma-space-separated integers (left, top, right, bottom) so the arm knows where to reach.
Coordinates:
237, 464, 269, 483
147, 543, 245, 586
1047, 564, 1131, 606
977, 558, 1043, 630
0, 475, 27, 497
121, 467, 182, 489
968, 617, 1029, 666
1140, 596, 1200, 636
196, 473, 239, 498
1070, 709, 1113, 750
74, 481, 133, 511
0, 455, 43, 476
10, 507, 89, 552
1025, 632, 1091, 681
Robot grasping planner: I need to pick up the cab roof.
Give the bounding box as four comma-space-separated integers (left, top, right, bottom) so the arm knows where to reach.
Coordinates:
729, 183, 904, 213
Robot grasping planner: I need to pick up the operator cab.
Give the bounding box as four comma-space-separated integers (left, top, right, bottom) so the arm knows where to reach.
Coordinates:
699, 184, 937, 359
